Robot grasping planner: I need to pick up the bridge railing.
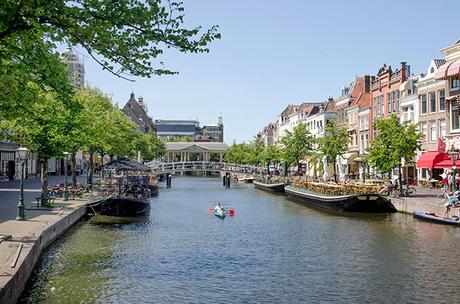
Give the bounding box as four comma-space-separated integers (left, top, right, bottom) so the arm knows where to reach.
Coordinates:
147, 161, 267, 175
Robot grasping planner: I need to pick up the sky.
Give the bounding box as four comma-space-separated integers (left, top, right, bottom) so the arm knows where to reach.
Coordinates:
80, 0, 460, 143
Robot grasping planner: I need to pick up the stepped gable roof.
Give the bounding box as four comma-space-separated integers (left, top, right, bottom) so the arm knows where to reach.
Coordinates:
377, 64, 392, 76
434, 59, 446, 68
122, 93, 155, 133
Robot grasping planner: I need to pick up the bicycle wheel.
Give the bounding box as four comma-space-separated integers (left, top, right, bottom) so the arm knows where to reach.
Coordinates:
407, 188, 416, 196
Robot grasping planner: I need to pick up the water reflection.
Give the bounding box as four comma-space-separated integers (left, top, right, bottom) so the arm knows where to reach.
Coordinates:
20, 177, 460, 303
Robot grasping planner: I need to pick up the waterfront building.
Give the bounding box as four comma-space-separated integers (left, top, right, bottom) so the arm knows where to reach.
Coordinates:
397, 73, 422, 182
304, 98, 335, 180
435, 39, 460, 149
335, 76, 372, 181
370, 62, 410, 139
275, 104, 299, 141
155, 119, 201, 140
358, 103, 371, 180
416, 60, 447, 181
257, 123, 277, 146
123, 93, 156, 134
201, 117, 224, 142
165, 142, 229, 162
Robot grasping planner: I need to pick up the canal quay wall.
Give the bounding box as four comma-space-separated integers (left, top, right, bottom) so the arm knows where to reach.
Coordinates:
391, 196, 445, 215
0, 198, 88, 304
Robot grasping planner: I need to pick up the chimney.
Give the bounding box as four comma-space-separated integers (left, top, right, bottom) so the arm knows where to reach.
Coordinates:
400, 62, 408, 79
364, 75, 371, 92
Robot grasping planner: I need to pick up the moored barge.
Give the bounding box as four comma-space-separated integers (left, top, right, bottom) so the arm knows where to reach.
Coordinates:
285, 185, 396, 213
253, 180, 285, 193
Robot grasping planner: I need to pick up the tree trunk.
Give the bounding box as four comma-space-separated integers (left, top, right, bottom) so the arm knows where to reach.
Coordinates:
398, 164, 403, 195
333, 161, 337, 183
40, 158, 48, 204
89, 152, 94, 186
71, 152, 77, 186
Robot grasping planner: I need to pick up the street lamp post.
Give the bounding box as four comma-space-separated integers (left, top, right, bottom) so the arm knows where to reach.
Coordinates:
63, 152, 69, 201
16, 147, 30, 221
448, 146, 459, 190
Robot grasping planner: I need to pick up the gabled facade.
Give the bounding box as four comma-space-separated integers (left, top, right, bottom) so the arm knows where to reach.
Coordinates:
122, 93, 156, 134
435, 39, 460, 149
371, 62, 410, 139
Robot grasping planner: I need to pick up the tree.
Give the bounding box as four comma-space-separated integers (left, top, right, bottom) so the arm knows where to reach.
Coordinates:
317, 120, 349, 183
134, 131, 166, 162
224, 141, 251, 165
0, 1, 220, 80
166, 136, 192, 142
366, 115, 421, 194
0, 83, 78, 204
280, 123, 314, 173
261, 142, 282, 169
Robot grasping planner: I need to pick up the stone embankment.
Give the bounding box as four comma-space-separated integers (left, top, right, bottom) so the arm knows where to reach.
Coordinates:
0, 198, 87, 304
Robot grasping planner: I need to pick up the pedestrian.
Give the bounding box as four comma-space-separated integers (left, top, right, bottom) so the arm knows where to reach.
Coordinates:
456, 173, 460, 191
441, 171, 448, 190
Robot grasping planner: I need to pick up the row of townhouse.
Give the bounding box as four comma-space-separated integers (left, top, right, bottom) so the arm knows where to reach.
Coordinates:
258, 39, 460, 183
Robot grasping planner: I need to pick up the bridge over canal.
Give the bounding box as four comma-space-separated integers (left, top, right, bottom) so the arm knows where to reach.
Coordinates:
146, 161, 267, 175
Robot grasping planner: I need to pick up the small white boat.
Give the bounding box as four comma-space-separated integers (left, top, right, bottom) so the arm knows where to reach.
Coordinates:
213, 210, 225, 218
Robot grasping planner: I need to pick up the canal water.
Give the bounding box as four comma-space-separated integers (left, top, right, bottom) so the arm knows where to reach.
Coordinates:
20, 177, 460, 303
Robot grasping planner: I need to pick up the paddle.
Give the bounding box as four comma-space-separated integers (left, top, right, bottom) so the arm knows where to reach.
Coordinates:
208, 207, 235, 216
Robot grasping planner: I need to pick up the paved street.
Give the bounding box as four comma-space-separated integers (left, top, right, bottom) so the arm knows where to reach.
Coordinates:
0, 175, 86, 223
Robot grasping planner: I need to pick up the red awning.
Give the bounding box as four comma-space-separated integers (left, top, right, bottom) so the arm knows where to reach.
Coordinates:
435, 60, 460, 80
416, 151, 450, 168
447, 60, 460, 78
433, 159, 460, 168
435, 62, 451, 80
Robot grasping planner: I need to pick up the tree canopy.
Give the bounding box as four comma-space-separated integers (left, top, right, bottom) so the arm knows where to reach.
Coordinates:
0, 0, 220, 80
366, 115, 421, 191
280, 123, 314, 171
317, 120, 349, 182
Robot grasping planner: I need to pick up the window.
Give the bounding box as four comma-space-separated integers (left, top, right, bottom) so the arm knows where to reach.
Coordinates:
439, 119, 446, 139
387, 92, 391, 114
420, 122, 427, 141
429, 92, 436, 113
430, 121, 436, 143
373, 97, 378, 117
439, 89, 445, 111
394, 90, 399, 112
380, 95, 384, 115
421, 94, 427, 114
451, 100, 460, 131
451, 78, 459, 90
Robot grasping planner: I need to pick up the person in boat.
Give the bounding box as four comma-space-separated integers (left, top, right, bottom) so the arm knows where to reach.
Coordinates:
214, 202, 224, 213
444, 191, 460, 218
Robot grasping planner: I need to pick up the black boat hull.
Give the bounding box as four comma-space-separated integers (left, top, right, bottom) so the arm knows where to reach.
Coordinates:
148, 184, 159, 196
87, 196, 150, 217
253, 181, 285, 193
285, 186, 396, 213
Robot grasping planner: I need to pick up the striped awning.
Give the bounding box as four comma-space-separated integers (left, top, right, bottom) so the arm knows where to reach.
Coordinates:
435, 60, 460, 80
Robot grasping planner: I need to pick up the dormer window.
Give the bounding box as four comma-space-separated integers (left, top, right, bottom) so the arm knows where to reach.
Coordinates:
430, 67, 435, 74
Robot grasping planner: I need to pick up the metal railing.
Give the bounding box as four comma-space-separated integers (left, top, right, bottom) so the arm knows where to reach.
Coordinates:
147, 161, 267, 175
